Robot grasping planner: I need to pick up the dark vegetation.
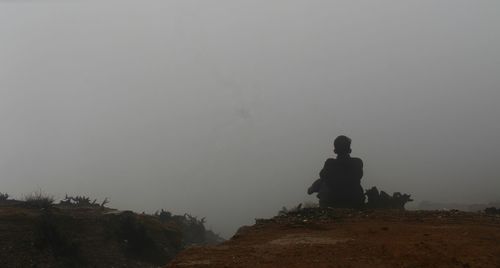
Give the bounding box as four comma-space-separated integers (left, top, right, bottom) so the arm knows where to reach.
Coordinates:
59, 194, 109, 208
154, 209, 225, 246
34, 211, 85, 267
0, 192, 9, 201
0, 192, 224, 267
365, 186, 413, 209
103, 211, 179, 265
485, 207, 500, 215
23, 189, 55, 209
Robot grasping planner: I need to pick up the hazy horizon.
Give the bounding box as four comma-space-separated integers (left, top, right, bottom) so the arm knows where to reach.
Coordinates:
1, 1, 499, 237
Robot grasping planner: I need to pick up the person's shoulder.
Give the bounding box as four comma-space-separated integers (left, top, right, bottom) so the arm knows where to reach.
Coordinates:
323, 158, 336, 167
324, 158, 336, 164
350, 157, 363, 167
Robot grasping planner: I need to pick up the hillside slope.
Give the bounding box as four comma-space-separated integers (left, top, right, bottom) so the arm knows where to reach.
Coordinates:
0, 200, 221, 268
167, 208, 500, 267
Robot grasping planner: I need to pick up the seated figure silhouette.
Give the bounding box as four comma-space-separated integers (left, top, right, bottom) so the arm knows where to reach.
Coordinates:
308, 135, 365, 208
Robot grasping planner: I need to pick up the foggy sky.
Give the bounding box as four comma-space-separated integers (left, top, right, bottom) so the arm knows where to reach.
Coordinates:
1, 1, 499, 237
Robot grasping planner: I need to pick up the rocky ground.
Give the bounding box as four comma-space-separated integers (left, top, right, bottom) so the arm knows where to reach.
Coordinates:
167, 208, 500, 268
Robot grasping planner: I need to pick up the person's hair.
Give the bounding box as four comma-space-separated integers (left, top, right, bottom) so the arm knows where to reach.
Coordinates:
334, 135, 352, 155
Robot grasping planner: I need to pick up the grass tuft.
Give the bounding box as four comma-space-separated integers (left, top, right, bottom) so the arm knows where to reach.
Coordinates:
24, 189, 55, 209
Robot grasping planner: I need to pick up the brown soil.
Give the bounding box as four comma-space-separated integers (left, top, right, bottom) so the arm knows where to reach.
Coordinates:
167, 209, 500, 268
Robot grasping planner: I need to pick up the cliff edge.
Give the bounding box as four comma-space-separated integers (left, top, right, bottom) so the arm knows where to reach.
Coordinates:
167, 208, 500, 267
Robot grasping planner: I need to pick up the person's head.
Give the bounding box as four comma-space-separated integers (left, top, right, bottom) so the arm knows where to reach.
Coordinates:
334, 135, 352, 155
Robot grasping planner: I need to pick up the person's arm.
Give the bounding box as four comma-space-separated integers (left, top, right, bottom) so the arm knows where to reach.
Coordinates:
352, 158, 364, 181
319, 158, 334, 179
307, 178, 322, 195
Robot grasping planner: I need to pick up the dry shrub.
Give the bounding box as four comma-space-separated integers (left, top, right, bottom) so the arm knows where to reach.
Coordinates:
0, 192, 9, 201
24, 189, 54, 209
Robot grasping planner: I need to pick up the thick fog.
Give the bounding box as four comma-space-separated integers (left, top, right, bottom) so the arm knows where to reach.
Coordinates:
1, 1, 499, 237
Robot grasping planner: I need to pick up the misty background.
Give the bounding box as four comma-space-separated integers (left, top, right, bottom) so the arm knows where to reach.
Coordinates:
1, 1, 499, 237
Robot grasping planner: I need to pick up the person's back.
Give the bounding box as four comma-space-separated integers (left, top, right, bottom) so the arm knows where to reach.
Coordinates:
312, 135, 365, 208
320, 156, 364, 208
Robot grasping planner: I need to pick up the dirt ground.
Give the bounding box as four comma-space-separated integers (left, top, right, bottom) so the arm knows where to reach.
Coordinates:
166, 209, 500, 268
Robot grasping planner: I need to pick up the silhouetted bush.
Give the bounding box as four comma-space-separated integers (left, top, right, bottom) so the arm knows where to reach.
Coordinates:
0, 192, 9, 201
155, 209, 172, 221
24, 190, 54, 209
365, 187, 413, 209
59, 194, 96, 207
59, 194, 109, 208
204, 229, 225, 245
154, 210, 224, 246
178, 213, 207, 245
485, 207, 500, 215
106, 211, 170, 265
278, 203, 303, 216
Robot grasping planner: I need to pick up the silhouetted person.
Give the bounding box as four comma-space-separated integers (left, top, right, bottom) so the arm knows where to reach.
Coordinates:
308, 135, 365, 208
